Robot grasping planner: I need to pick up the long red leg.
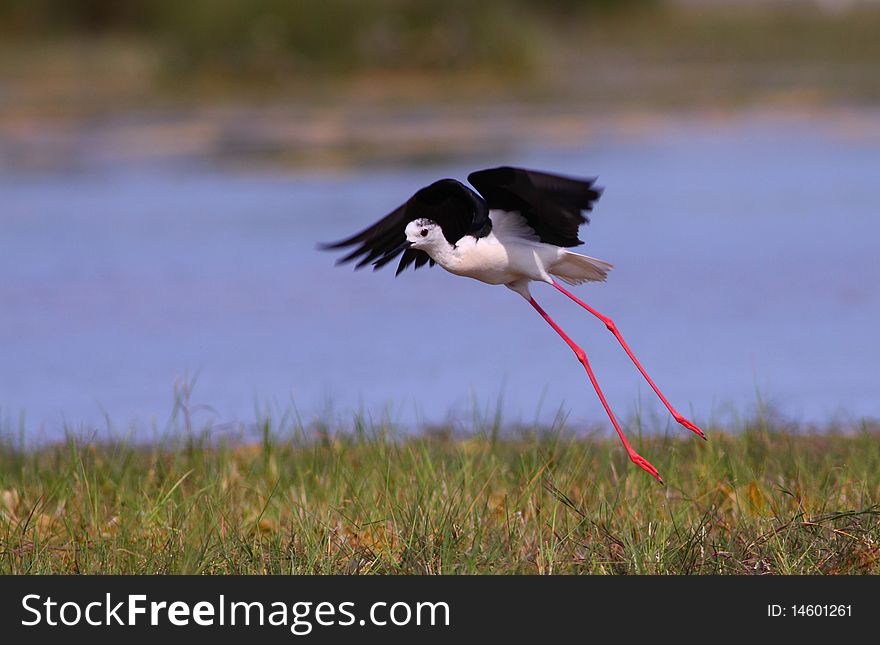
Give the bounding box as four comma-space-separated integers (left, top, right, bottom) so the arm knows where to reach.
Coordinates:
551, 280, 706, 440
528, 296, 663, 483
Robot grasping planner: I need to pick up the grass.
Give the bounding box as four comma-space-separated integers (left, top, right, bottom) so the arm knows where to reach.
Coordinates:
2, 416, 879, 574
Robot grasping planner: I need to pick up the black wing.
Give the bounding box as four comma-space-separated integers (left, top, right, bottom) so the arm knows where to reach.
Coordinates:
467, 166, 602, 247
321, 178, 490, 275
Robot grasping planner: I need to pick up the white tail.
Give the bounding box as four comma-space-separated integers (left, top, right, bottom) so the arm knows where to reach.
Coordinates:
551, 251, 613, 285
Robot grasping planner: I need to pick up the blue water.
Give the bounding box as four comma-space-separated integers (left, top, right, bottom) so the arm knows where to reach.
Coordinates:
2, 116, 878, 439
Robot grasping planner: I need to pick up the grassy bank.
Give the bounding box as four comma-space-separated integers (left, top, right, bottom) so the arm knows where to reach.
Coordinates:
3, 3, 880, 119
4, 3, 880, 172
2, 422, 878, 574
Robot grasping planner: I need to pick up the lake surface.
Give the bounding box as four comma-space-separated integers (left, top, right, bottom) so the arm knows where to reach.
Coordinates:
2, 113, 878, 440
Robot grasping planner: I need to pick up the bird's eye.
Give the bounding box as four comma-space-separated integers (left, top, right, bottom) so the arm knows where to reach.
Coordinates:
420, 229, 428, 237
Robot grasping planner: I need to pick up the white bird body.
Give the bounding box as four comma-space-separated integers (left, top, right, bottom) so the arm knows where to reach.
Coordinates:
406, 210, 613, 299
324, 165, 705, 483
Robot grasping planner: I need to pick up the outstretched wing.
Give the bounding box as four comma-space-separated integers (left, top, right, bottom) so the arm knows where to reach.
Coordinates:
320, 178, 490, 275
467, 166, 602, 247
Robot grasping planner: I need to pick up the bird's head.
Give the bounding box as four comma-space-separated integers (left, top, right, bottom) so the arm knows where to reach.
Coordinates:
404, 218, 446, 250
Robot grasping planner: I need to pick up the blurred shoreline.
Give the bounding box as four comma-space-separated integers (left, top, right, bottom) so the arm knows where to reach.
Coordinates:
2, 3, 880, 172
3, 101, 880, 174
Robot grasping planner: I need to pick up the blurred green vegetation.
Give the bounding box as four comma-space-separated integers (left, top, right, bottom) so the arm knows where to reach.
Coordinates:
0, 0, 652, 76
2, 1, 880, 113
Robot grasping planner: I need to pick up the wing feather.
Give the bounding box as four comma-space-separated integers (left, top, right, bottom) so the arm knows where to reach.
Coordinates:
468, 166, 602, 247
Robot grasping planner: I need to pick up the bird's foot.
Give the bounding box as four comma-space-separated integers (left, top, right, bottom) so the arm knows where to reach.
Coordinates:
673, 414, 707, 441
629, 452, 664, 485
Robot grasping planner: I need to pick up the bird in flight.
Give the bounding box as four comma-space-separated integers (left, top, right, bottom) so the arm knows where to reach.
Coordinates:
322, 166, 705, 482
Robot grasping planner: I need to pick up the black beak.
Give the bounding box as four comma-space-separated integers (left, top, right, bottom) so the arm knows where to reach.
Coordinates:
390, 240, 412, 254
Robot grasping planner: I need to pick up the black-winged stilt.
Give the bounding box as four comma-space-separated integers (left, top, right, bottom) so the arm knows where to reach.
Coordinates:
322, 166, 705, 483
